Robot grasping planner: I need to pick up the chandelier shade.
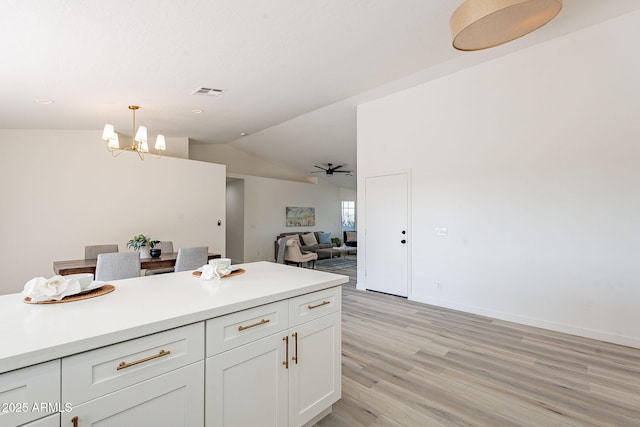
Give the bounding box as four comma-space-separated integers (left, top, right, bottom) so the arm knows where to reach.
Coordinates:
101, 106, 165, 160
450, 0, 563, 51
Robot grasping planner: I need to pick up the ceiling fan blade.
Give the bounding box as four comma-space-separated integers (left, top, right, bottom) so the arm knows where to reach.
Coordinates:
334, 170, 351, 174
331, 164, 344, 171
313, 165, 326, 170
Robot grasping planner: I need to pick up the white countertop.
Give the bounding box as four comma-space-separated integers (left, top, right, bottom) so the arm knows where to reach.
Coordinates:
0, 261, 347, 374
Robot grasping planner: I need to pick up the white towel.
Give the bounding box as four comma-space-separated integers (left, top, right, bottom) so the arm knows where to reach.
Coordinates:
22, 275, 82, 302
200, 264, 233, 280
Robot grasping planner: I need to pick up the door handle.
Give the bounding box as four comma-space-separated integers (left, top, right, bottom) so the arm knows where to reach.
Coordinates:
401, 239, 407, 244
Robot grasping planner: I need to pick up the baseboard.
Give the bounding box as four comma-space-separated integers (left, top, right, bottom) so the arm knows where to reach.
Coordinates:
410, 294, 640, 350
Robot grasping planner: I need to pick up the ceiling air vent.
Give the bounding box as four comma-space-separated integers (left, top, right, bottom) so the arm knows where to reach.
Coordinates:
191, 87, 224, 97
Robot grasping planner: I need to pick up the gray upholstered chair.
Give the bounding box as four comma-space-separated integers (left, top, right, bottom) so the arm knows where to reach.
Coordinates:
95, 252, 141, 281
154, 241, 174, 254
284, 239, 317, 268
145, 241, 175, 276
174, 246, 208, 272
84, 244, 118, 259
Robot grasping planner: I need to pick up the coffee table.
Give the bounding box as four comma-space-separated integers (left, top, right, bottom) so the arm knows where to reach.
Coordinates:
317, 246, 357, 266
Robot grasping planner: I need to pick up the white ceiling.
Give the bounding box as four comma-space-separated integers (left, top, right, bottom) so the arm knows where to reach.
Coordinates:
2, 0, 639, 189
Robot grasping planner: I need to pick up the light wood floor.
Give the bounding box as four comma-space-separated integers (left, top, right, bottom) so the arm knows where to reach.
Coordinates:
314, 261, 640, 426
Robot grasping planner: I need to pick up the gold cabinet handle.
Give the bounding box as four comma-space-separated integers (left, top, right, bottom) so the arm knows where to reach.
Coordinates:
117, 349, 171, 371
308, 300, 330, 310
282, 335, 289, 369
292, 332, 298, 364
238, 318, 270, 331
71, 416, 78, 427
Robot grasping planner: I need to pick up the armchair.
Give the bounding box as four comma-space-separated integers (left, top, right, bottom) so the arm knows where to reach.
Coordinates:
282, 238, 317, 268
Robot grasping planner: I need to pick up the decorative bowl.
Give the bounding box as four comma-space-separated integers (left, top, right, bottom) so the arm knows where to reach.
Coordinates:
150, 248, 162, 258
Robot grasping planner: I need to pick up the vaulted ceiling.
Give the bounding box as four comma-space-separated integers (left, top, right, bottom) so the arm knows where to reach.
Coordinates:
2, 0, 639, 188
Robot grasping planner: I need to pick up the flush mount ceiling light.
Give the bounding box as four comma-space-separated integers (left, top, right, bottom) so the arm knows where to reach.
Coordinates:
101, 105, 166, 160
450, 0, 562, 51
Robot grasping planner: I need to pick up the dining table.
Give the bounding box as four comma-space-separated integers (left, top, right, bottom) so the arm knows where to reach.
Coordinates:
53, 252, 221, 276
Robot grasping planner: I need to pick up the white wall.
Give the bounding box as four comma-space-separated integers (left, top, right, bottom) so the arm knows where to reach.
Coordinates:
357, 11, 640, 348
0, 130, 226, 295
230, 174, 343, 263
190, 141, 314, 183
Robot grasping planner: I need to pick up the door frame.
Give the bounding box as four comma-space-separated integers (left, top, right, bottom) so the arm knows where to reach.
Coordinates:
358, 169, 412, 298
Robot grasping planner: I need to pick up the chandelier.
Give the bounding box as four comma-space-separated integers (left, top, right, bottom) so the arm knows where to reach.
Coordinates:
101, 105, 166, 160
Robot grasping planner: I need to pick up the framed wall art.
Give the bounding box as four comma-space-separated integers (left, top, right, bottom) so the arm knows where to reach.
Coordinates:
285, 207, 315, 227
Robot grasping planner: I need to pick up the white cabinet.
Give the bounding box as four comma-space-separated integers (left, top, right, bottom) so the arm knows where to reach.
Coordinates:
61, 324, 205, 427
0, 360, 60, 426
207, 333, 288, 426
21, 413, 60, 426
288, 311, 341, 427
60, 361, 204, 427
206, 286, 342, 427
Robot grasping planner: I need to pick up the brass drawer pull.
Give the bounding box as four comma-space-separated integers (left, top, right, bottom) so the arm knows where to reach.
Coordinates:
238, 318, 270, 331
282, 335, 289, 369
308, 300, 330, 310
117, 349, 171, 371
292, 332, 298, 364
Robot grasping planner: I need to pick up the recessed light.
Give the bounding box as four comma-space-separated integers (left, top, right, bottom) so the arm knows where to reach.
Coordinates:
35, 98, 54, 105
192, 109, 204, 114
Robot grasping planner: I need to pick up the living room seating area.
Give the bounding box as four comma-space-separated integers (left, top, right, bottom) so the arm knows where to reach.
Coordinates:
274, 231, 336, 261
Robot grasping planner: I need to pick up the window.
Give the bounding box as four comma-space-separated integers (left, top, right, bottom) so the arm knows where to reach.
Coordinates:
341, 201, 356, 232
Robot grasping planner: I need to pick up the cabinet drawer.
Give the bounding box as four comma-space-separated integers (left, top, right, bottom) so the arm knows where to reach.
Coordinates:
61, 361, 204, 427
62, 322, 204, 405
0, 360, 60, 426
21, 413, 60, 427
288, 286, 341, 327
206, 300, 288, 356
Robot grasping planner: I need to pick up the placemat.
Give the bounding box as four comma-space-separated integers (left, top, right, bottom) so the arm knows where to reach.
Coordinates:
192, 268, 245, 278
24, 284, 115, 304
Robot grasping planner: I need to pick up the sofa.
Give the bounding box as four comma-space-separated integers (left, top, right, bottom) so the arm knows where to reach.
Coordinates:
274, 231, 334, 260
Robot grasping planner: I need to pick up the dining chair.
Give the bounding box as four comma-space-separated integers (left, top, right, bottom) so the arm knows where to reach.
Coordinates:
95, 252, 141, 281
84, 244, 118, 259
174, 247, 208, 272
145, 241, 175, 276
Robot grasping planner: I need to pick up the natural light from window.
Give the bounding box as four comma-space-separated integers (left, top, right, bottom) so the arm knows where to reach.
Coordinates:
341, 201, 356, 232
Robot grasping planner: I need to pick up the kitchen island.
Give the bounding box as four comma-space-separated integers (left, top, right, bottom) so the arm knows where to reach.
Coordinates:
0, 261, 347, 427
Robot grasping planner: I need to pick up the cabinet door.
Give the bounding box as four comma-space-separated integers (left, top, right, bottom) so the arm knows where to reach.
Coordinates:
289, 311, 341, 427
21, 413, 60, 427
206, 333, 288, 427
60, 361, 203, 427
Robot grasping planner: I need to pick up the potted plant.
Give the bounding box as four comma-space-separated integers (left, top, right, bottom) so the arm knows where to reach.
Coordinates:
127, 234, 160, 258
331, 237, 342, 247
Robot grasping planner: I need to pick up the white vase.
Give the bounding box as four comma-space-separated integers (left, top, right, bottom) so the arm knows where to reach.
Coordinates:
139, 247, 150, 259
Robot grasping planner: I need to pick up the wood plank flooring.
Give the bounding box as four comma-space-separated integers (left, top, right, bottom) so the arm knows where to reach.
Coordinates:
314, 261, 640, 426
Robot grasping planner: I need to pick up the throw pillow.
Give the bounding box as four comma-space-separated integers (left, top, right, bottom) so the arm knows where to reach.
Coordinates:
301, 232, 318, 246
318, 232, 332, 244
345, 231, 357, 243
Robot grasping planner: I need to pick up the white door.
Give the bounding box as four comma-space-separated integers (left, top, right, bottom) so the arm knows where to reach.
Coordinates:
365, 173, 409, 297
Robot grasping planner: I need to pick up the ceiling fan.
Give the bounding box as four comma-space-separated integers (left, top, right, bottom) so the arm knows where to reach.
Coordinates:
312, 163, 352, 176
